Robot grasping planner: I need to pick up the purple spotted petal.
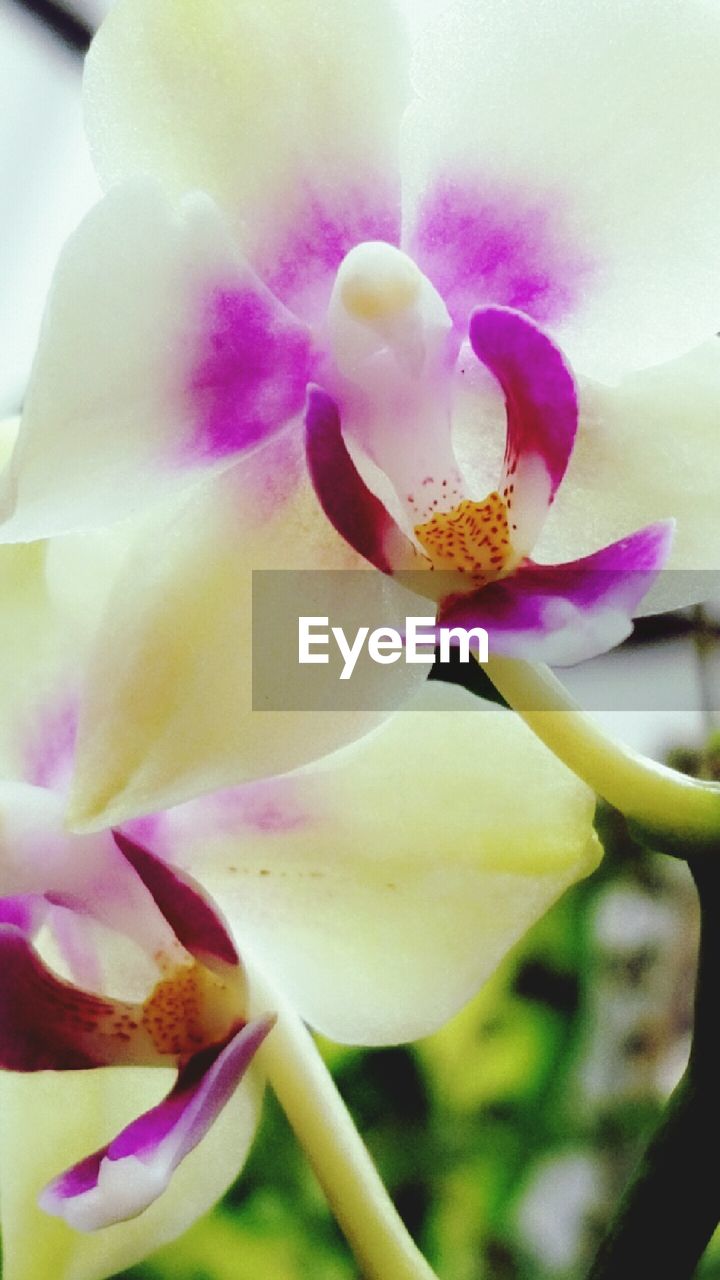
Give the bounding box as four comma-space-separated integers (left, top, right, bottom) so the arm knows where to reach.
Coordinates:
305, 385, 411, 573
112, 832, 239, 968
188, 282, 314, 461
0, 924, 145, 1071
440, 521, 674, 666
469, 306, 578, 556
39, 1016, 274, 1231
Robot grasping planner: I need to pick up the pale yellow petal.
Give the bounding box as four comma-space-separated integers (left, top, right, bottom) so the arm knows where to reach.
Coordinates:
0, 1065, 262, 1280
69, 438, 426, 830
0, 448, 135, 783
156, 682, 601, 1045
405, 0, 720, 377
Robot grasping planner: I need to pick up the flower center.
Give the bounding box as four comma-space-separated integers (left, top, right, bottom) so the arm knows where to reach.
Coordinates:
141, 957, 242, 1060
414, 492, 512, 584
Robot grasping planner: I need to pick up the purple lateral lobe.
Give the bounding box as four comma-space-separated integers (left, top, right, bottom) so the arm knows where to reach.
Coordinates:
188, 282, 314, 460
305, 385, 407, 573
469, 305, 578, 500
0, 924, 121, 1071
112, 832, 239, 967
40, 1016, 275, 1230
261, 189, 400, 322
112, 1017, 273, 1161
440, 521, 674, 666
410, 177, 593, 334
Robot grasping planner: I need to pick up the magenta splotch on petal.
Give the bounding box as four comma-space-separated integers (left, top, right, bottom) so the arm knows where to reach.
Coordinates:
113, 833, 239, 968
24, 702, 78, 792
187, 283, 314, 460
305, 385, 408, 574
40, 1016, 275, 1231
261, 190, 400, 322
226, 779, 312, 835
178, 778, 312, 839
122, 780, 313, 878
410, 177, 595, 334
440, 521, 674, 665
112, 1019, 273, 1162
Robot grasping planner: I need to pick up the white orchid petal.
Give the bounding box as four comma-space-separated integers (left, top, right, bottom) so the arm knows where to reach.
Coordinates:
536, 340, 720, 611
0, 182, 312, 541
68, 442, 426, 831
140, 682, 600, 1046
84, 0, 408, 321
404, 0, 720, 378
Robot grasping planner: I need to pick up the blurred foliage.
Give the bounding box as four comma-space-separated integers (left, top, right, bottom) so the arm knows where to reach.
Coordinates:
111, 796, 711, 1280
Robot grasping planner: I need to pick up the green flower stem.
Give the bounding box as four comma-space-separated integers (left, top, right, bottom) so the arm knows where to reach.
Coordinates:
485, 657, 720, 845
250, 977, 439, 1280
588, 856, 720, 1278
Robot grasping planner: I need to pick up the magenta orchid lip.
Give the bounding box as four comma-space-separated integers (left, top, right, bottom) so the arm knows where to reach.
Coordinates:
0, 825, 274, 1231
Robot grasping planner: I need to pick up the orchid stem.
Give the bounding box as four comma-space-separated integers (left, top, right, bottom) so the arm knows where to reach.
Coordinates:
484, 657, 720, 847
251, 980, 439, 1280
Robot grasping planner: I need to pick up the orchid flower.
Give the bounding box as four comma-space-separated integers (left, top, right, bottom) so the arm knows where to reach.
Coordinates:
0, 801, 273, 1233
0, 529, 600, 1280
305, 304, 673, 668
1, 0, 720, 831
